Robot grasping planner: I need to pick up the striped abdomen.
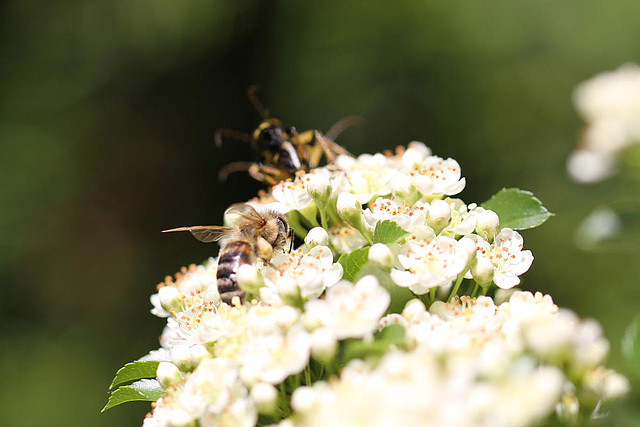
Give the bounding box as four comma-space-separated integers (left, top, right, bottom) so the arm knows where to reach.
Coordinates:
217, 240, 254, 305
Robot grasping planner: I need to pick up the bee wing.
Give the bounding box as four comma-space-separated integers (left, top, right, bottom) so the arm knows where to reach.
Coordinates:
162, 226, 234, 243
224, 203, 266, 227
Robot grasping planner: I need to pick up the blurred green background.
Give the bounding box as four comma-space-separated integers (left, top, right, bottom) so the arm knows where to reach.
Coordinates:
2, 0, 640, 425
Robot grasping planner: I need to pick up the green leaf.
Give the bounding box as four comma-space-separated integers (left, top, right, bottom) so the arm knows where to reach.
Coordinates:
622, 313, 640, 375
102, 379, 165, 412
342, 324, 407, 363
482, 188, 553, 230
109, 360, 160, 390
373, 220, 408, 244
337, 247, 370, 282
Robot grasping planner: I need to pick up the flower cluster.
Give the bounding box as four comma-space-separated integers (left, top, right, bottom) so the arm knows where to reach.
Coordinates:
107, 141, 628, 427
256, 142, 533, 297
568, 63, 640, 183
288, 292, 629, 427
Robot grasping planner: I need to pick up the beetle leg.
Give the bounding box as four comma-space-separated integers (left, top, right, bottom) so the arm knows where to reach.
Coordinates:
218, 161, 255, 182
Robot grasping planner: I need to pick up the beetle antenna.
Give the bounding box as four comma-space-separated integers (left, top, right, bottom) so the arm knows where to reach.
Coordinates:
247, 85, 270, 119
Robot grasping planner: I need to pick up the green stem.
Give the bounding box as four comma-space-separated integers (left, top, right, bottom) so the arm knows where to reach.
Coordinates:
470, 282, 479, 298
319, 205, 329, 231
304, 365, 312, 386
429, 287, 437, 305
447, 273, 465, 302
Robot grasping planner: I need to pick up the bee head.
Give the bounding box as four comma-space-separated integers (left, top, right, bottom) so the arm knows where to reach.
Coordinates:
263, 212, 290, 250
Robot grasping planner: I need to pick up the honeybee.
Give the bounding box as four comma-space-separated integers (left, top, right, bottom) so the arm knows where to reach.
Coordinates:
163, 203, 292, 305
215, 87, 356, 185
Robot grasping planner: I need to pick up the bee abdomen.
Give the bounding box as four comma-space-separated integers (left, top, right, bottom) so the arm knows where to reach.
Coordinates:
216, 240, 253, 305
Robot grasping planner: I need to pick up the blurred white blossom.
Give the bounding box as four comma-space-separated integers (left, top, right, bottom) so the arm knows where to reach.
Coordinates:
569, 63, 640, 182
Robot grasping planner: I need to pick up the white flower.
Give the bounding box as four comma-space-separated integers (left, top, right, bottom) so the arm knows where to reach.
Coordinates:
262, 245, 343, 301
569, 64, 640, 182
574, 63, 640, 123
391, 236, 469, 294
238, 326, 312, 384
335, 153, 398, 203
583, 367, 631, 401
402, 154, 466, 197
151, 262, 220, 320
177, 358, 256, 426
329, 224, 368, 254
574, 206, 621, 250
270, 175, 314, 212
173, 302, 224, 346
472, 228, 533, 289
363, 196, 428, 234
566, 148, 616, 184
304, 276, 390, 339
440, 199, 479, 237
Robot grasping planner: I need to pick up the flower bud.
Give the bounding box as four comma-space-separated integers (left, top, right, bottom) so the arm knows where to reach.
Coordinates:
427, 199, 451, 232
156, 361, 183, 388
170, 345, 194, 372
402, 299, 427, 321
189, 344, 212, 366
456, 237, 477, 266
307, 172, 332, 203
291, 386, 319, 414
276, 306, 301, 329
368, 243, 394, 268
236, 264, 264, 295
471, 256, 495, 286
302, 310, 324, 331
168, 409, 196, 427
475, 209, 500, 240
391, 174, 418, 203
305, 227, 329, 248
250, 382, 279, 415
336, 192, 363, 224
158, 286, 182, 313
310, 327, 338, 363
239, 364, 261, 388
429, 300, 447, 316
278, 276, 302, 307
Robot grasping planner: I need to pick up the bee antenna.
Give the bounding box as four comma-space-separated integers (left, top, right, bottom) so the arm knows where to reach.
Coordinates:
214, 128, 251, 148
287, 227, 295, 252
247, 85, 270, 119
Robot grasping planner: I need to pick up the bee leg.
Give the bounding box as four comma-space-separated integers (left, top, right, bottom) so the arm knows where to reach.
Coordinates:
256, 236, 274, 260
218, 162, 255, 182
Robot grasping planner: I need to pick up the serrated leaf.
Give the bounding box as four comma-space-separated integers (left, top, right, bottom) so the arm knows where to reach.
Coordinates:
102, 379, 165, 412
373, 220, 408, 244
109, 361, 160, 390
482, 188, 553, 230
622, 313, 640, 375
337, 247, 370, 282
